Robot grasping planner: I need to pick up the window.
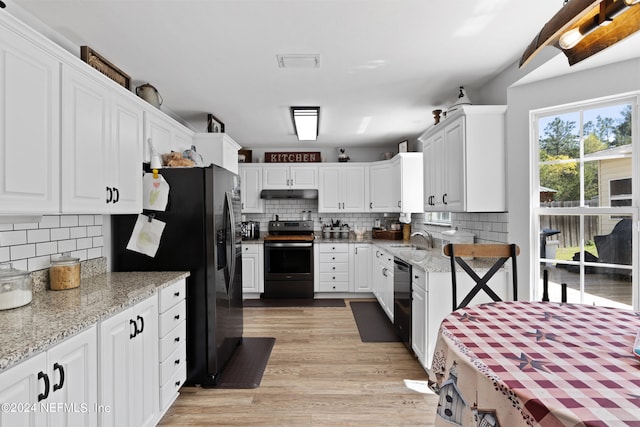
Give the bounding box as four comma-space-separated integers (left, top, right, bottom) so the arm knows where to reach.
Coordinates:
424, 212, 451, 225
534, 96, 637, 309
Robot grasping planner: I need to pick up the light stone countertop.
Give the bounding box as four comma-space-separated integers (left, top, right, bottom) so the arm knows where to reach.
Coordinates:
0, 270, 189, 372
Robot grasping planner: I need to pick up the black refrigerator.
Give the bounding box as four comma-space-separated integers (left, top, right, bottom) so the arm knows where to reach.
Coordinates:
111, 165, 243, 387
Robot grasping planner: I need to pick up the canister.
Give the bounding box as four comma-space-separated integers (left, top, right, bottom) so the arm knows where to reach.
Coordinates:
50, 253, 81, 290
0, 263, 33, 310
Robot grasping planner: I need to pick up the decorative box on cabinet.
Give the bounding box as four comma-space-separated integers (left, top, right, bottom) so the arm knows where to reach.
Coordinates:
192, 133, 241, 175
0, 16, 60, 215
318, 243, 350, 292
99, 294, 159, 427
318, 165, 369, 213
158, 279, 187, 416
0, 326, 97, 427
420, 105, 507, 212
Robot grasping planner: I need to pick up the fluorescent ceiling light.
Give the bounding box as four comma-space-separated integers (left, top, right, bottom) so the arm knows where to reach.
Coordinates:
291, 107, 319, 141
277, 54, 320, 68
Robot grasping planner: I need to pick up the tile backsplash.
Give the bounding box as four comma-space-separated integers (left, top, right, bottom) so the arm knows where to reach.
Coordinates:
0, 215, 104, 272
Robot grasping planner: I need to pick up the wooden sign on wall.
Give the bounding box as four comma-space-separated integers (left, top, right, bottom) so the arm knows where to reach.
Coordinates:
264, 152, 321, 163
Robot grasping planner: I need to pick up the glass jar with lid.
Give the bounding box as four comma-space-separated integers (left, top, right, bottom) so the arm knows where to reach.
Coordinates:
50, 253, 80, 290
0, 263, 33, 310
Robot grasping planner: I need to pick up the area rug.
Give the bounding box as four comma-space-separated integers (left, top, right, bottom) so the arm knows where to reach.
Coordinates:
214, 337, 276, 389
243, 298, 345, 308
349, 301, 401, 342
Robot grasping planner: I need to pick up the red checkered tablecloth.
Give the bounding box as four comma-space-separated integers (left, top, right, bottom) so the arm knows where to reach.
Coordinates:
429, 301, 640, 427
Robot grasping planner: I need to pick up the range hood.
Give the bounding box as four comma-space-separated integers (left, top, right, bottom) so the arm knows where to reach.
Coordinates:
260, 189, 318, 200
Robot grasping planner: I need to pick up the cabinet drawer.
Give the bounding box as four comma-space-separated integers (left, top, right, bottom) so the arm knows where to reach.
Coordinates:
318, 281, 349, 292
159, 322, 186, 362
160, 342, 186, 386
160, 361, 186, 410
319, 262, 348, 273
159, 300, 186, 338
242, 244, 260, 255
412, 267, 426, 291
319, 243, 349, 253
319, 272, 349, 283
159, 279, 186, 313
319, 253, 348, 263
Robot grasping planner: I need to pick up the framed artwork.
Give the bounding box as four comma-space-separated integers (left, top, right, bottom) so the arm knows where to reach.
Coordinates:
207, 114, 225, 133
238, 149, 252, 163
398, 140, 408, 153
80, 46, 131, 89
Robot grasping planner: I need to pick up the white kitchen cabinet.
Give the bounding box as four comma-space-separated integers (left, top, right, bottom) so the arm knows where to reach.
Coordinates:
242, 243, 264, 294
411, 267, 427, 369
351, 243, 371, 293
192, 133, 241, 174
157, 279, 186, 417
369, 154, 422, 213
318, 165, 368, 213
372, 247, 394, 321
99, 295, 159, 427
318, 243, 350, 292
143, 108, 194, 164
420, 105, 507, 212
262, 164, 318, 189
61, 64, 144, 214
0, 19, 60, 215
239, 164, 264, 213
0, 326, 97, 427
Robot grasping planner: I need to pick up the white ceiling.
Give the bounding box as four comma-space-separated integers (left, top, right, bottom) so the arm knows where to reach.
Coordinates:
6, 1, 585, 148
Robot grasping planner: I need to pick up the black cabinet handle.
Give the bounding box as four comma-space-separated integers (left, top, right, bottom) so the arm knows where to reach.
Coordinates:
53, 363, 64, 392
174, 337, 180, 343
175, 380, 181, 388
113, 187, 120, 203
174, 291, 180, 297
38, 371, 50, 402
443, 193, 447, 205
136, 315, 144, 335
369, 202, 373, 209
106, 186, 112, 203
129, 319, 137, 339
174, 314, 180, 320
174, 359, 180, 365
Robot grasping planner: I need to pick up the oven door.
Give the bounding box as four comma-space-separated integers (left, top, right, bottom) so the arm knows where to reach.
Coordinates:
264, 241, 314, 298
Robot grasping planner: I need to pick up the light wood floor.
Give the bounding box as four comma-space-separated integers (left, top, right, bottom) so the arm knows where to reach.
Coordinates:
158, 299, 438, 426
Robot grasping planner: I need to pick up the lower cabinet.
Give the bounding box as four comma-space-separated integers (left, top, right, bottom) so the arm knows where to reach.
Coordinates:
318, 243, 350, 292
372, 247, 394, 321
99, 295, 159, 427
411, 268, 427, 368
242, 243, 264, 294
351, 243, 371, 293
0, 326, 97, 427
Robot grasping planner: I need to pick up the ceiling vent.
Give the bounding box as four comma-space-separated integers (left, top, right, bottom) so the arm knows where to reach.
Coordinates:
276, 54, 320, 68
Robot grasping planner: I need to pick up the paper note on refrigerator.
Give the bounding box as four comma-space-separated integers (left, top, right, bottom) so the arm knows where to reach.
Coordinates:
142, 171, 170, 211
126, 214, 165, 257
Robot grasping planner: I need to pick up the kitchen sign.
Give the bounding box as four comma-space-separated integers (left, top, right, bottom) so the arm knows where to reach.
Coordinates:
265, 152, 321, 163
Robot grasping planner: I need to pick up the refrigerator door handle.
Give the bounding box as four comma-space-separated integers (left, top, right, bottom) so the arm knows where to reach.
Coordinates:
224, 191, 236, 294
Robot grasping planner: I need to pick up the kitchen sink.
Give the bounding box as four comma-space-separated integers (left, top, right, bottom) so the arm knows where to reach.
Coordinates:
390, 244, 416, 248
398, 249, 429, 262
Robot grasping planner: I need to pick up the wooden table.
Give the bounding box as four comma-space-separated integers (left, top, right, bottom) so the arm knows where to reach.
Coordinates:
428, 301, 640, 426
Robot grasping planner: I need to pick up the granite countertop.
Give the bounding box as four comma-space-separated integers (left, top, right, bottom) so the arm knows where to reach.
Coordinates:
0, 270, 189, 372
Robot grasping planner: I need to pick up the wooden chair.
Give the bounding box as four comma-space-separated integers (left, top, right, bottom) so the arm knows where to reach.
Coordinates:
443, 243, 520, 312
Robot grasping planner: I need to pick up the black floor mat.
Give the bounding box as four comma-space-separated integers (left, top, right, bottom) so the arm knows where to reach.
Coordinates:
215, 337, 276, 389
349, 301, 401, 342
244, 298, 345, 308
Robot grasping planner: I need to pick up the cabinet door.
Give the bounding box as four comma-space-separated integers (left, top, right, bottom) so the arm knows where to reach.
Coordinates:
289, 166, 317, 189
47, 326, 97, 427
369, 163, 394, 212
144, 111, 173, 163
110, 95, 143, 214
0, 352, 47, 427
411, 286, 426, 368
99, 307, 132, 427
423, 131, 445, 211
240, 165, 263, 213
318, 167, 341, 212
443, 117, 465, 211
352, 244, 371, 292
172, 127, 192, 155
61, 65, 110, 213
342, 167, 367, 212
129, 296, 159, 427
0, 26, 60, 214
262, 166, 289, 189
242, 251, 258, 293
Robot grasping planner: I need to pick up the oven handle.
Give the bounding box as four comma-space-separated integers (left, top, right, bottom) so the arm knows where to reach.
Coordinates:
265, 242, 313, 248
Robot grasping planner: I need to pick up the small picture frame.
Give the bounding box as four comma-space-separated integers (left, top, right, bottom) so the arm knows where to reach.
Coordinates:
238, 149, 252, 163
398, 140, 408, 153
207, 114, 225, 133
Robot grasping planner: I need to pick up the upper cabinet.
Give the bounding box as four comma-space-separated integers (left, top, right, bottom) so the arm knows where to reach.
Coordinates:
192, 133, 241, 175
60, 64, 144, 214
318, 164, 368, 213
369, 153, 423, 213
239, 164, 264, 213
0, 19, 60, 215
143, 108, 193, 164
262, 164, 318, 189
420, 105, 507, 213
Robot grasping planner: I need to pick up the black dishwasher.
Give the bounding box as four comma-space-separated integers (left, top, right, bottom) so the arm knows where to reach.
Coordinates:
393, 257, 412, 350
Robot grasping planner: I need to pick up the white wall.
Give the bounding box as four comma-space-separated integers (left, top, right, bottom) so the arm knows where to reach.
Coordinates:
506, 57, 640, 300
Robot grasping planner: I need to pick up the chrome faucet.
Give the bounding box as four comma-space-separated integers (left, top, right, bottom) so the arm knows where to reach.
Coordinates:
411, 231, 433, 249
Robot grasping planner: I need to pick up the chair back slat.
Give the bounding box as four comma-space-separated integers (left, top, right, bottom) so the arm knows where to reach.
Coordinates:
443, 243, 521, 258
